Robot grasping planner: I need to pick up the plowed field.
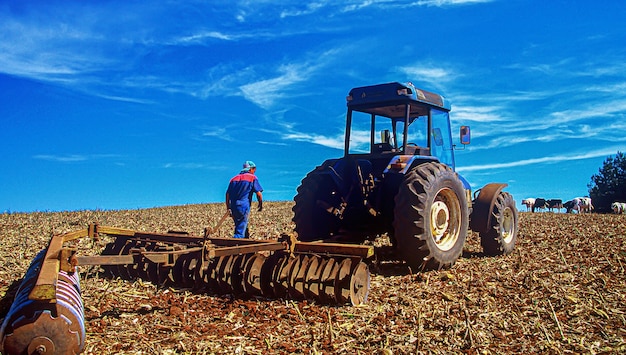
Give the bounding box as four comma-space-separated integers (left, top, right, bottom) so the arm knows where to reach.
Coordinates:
1, 202, 625, 354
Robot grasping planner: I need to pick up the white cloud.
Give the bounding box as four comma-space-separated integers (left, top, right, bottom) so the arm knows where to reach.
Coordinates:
280, 128, 371, 152
239, 64, 307, 109
238, 48, 342, 109
397, 63, 455, 89
342, 1, 381, 12
201, 126, 235, 142
457, 146, 622, 173
342, 0, 492, 12
174, 31, 236, 43
33, 154, 120, 163
0, 6, 128, 83
163, 162, 205, 169
257, 141, 288, 146
416, 0, 494, 5
451, 105, 505, 123
280, 2, 326, 18
282, 132, 344, 150
33, 154, 88, 162
96, 94, 154, 104
549, 98, 626, 125
235, 0, 493, 21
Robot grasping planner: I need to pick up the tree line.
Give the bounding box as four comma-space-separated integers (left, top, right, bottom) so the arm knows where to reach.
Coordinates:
588, 151, 626, 213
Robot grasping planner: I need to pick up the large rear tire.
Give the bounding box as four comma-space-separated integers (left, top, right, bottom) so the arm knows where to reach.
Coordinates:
480, 192, 518, 255
292, 172, 341, 241
393, 162, 469, 271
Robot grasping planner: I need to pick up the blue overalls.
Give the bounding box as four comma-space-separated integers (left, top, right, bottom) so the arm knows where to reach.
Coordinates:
227, 172, 263, 238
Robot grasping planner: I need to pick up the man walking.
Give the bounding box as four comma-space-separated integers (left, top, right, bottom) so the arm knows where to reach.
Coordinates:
225, 161, 263, 238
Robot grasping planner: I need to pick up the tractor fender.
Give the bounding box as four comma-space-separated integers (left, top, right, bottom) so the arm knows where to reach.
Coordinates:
469, 183, 508, 234
383, 155, 438, 175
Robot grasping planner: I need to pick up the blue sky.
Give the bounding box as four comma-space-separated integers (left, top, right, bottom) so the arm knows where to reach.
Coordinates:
1, 0, 625, 212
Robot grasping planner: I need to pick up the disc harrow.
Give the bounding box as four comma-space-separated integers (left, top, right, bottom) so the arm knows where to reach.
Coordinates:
85, 225, 373, 305
1, 223, 372, 354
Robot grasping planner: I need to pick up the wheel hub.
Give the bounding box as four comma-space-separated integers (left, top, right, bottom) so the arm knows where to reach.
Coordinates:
431, 200, 450, 243
501, 207, 515, 242
429, 188, 462, 252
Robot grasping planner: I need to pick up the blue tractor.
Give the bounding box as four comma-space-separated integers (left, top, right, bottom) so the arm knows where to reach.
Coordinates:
292, 82, 519, 270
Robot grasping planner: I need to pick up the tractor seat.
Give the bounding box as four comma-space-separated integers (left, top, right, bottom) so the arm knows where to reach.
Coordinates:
403, 145, 430, 155
373, 142, 395, 154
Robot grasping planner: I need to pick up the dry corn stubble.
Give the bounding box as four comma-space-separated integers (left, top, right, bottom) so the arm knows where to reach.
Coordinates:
1, 202, 625, 354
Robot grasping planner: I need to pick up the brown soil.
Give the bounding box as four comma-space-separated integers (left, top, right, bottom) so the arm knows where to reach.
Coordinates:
1, 202, 625, 354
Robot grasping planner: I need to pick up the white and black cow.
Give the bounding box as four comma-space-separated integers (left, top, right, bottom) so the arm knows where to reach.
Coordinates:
563, 199, 579, 213
565, 197, 594, 213
521, 198, 535, 212
532, 198, 548, 212
612, 201, 626, 214
547, 199, 563, 212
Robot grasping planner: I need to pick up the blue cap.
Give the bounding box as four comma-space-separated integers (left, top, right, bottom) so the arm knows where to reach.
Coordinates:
242, 160, 256, 172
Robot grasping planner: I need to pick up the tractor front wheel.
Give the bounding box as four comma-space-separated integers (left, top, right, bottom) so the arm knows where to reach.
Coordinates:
393, 162, 469, 271
480, 192, 518, 255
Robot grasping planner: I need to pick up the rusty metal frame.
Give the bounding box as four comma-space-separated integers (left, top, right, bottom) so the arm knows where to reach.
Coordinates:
25, 223, 374, 303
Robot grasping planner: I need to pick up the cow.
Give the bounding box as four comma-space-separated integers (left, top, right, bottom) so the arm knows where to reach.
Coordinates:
579, 197, 594, 213
521, 198, 535, 212
563, 200, 576, 213
547, 199, 563, 212
565, 197, 594, 213
532, 198, 548, 212
612, 201, 626, 214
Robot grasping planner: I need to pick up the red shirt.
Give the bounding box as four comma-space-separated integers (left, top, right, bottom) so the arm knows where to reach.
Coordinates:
227, 172, 263, 206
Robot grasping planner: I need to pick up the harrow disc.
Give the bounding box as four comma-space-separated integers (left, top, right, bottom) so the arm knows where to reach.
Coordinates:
318, 257, 338, 304
260, 253, 289, 298
144, 252, 159, 282
334, 258, 353, 304
278, 256, 300, 299
349, 261, 370, 306
242, 253, 266, 297
158, 262, 174, 286
226, 254, 248, 296
303, 255, 323, 300
191, 251, 208, 290
171, 253, 188, 286
117, 239, 139, 280
126, 241, 145, 279
289, 255, 312, 300
188, 251, 203, 289
199, 257, 219, 291
216, 255, 233, 294
177, 252, 199, 289
153, 244, 177, 287
100, 238, 127, 278
144, 242, 162, 285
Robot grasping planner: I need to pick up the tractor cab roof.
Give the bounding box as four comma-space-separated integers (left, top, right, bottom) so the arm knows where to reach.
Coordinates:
346, 82, 450, 119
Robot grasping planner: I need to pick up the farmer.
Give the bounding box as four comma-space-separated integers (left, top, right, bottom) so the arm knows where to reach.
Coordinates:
225, 161, 263, 238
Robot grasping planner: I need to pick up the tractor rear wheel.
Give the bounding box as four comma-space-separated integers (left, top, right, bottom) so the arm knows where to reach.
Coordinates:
480, 191, 518, 255
292, 172, 341, 241
393, 162, 469, 270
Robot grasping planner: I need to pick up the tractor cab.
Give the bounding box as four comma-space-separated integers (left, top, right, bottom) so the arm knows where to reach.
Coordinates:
345, 82, 458, 170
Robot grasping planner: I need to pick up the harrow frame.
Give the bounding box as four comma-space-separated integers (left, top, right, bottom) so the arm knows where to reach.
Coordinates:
1, 223, 372, 354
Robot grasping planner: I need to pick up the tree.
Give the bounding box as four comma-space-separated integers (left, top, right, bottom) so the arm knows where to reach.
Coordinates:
588, 151, 626, 213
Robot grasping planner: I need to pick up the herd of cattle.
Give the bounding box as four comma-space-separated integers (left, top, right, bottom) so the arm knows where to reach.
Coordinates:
521, 197, 626, 214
